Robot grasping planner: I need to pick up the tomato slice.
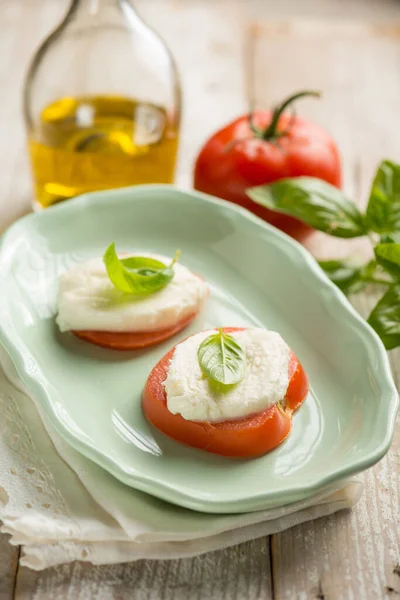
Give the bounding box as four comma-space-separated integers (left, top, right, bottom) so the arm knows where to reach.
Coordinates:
142, 327, 309, 458
73, 311, 199, 350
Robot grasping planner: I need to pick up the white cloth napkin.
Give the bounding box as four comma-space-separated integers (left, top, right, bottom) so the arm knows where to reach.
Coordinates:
0, 348, 362, 570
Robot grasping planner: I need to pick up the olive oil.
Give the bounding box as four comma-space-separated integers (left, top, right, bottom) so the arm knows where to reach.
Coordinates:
28, 95, 179, 208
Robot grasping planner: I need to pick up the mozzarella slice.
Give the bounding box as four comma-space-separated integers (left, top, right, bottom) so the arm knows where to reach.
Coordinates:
164, 328, 291, 423
56, 254, 208, 332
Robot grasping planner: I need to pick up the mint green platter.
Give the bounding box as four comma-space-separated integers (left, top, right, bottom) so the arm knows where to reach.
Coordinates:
0, 185, 397, 513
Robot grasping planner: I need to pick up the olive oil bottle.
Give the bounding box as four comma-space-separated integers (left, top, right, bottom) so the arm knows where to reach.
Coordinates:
24, 0, 181, 209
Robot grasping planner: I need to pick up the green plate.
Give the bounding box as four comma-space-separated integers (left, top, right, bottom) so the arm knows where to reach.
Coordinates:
0, 185, 397, 513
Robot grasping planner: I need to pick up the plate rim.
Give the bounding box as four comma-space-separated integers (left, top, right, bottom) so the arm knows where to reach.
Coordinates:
0, 184, 398, 513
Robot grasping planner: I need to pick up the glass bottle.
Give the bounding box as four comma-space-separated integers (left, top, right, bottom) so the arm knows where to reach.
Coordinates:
23, 0, 181, 209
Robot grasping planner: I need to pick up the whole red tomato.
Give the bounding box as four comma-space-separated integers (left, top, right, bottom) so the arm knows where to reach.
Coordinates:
194, 91, 342, 241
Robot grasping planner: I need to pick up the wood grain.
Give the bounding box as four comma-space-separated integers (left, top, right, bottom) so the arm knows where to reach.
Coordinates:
1, 1, 400, 599
15, 539, 272, 600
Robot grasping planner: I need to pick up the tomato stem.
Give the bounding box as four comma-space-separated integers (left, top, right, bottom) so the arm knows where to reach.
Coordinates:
250, 90, 321, 142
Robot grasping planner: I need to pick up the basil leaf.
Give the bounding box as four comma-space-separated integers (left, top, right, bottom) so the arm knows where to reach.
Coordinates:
368, 284, 400, 349
247, 177, 366, 238
318, 259, 365, 294
365, 160, 400, 233
374, 243, 400, 279
103, 243, 180, 295
197, 329, 246, 386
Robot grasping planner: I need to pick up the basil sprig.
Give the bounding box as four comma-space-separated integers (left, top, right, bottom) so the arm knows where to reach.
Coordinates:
247, 177, 365, 238
103, 243, 180, 295
197, 329, 246, 386
246, 160, 400, 350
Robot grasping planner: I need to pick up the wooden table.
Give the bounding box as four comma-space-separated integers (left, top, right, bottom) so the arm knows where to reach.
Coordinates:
1, 0, 400, 597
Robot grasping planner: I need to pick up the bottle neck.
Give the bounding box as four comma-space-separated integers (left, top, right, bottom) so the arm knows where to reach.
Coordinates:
68, 0, 137, 18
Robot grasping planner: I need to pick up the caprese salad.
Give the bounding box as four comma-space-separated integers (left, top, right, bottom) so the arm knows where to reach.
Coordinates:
56, 244, 208, 350
143, 327, 308, 458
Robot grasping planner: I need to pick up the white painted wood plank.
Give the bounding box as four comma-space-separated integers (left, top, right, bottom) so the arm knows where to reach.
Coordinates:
250, 20, 400, 261
252, 21, 400, 600
137, 0, 249, 188
0, 0, 66, 234
15, 539, 272, 600
245, 0, 400, 21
